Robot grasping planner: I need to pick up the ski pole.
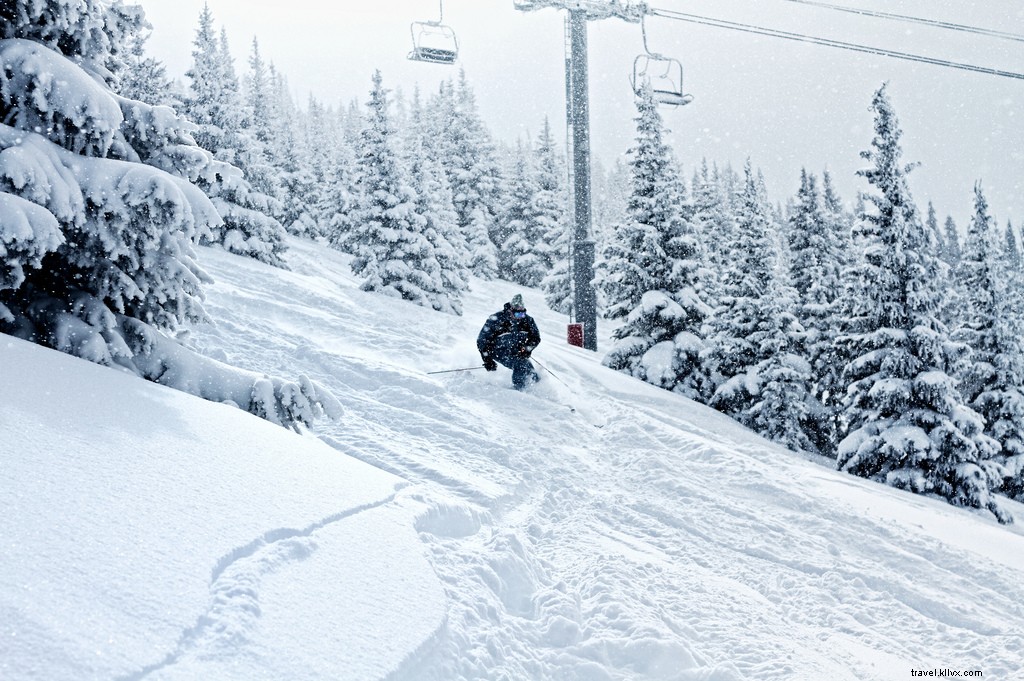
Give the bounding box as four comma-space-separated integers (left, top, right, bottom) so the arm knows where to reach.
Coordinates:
426, 366, 486, 375
531, 358, 571, 389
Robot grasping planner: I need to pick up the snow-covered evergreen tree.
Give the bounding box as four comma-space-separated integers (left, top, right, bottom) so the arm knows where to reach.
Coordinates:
183, 6, 287, 267
787, 169, 845, 452
500, 118, 565, 288
499, 140, 545, 285
602, 84, 710, 399
428, 74, 501, 279
299, 95, 340, 236
267, 67, 319, 237
319, 127, 356, 247
532, 117, 567, 269
0, 2, 209, 361
591, 156, 631, 315
689, 159, 736, 310
240, 38, 283, 204
821, 170, 852, 266
836, 85, 1008, 523
922, 200, 964, 328
953, 184, 1024, 502
702, 163, 811, 449
1005, 220, 1021, 272
0, 0, 335, 427
112, 19, 177, 107
542, 229, 574, 316
602, 85, 687, 320
404, 88, 469, 315
340, 71, 448, 310
538, 124, 572, 316
942, 215, 962, 268
926, 202, 945, 261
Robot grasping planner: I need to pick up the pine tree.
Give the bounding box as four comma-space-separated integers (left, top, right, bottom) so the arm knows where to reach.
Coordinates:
689, 160, 736, 309
113, 22, 177, 107
821, 170, 853, 268
702, 163, 811, 448
267, 66, 318, 237
602, 84, 710, 399
926, 202, 946, 262
924, 200, 961, 328
591, 156, 631, 314
428, 74, 501, 279
602, 84, 689, 320
184, 7, 232, 158
1005, 220, 1021, 271
404, 88, 469, 314
943, 215, 962, 268
500, 118, 565, 288
532, 117, 568, 271
241, 38, 282, 202
787, 169, 844, 452
500, 140, 546, 285
537, 122, 573, 315
953, 184, 1024, 502
1, 2, 211, 363
322, 126, 358, 248
340, 71, 447, 310
182, 6, 287, 267
836, 85, 1008, 522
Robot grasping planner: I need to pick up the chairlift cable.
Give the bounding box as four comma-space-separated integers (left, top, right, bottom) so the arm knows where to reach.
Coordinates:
779, 0, 1024, 43
648, 7, 1024, 81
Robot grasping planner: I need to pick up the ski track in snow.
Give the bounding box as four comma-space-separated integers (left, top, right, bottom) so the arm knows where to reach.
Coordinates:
119, 491, 405, 681
190, 238, 1024, 680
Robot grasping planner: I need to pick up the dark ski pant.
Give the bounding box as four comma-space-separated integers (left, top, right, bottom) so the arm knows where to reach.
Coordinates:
492, 332, 540, 390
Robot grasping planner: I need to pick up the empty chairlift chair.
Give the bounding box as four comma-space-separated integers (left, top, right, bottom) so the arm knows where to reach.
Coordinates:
408, 1, 459, 65
631, 15, 693, 107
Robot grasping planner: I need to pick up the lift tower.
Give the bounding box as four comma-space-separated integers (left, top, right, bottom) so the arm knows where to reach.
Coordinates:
513, 1, 646, 351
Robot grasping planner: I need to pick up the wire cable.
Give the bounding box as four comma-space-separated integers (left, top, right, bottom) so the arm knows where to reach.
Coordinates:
779, 0, 1024, 43
649, 7, 1024, 80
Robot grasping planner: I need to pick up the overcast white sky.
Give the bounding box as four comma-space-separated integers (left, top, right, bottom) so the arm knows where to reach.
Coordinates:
142, 0, 1024, 228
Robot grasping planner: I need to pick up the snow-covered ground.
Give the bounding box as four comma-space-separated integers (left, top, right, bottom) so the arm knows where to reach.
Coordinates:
4, 237, 1024, 680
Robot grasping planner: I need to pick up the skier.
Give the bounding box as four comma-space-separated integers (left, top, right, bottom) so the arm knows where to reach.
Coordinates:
477, 294, 541, 390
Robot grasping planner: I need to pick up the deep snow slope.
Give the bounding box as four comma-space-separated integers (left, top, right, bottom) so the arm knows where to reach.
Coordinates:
192, 237, 1024, 680
5, 235, 1024, 681
0, 334, 445, 681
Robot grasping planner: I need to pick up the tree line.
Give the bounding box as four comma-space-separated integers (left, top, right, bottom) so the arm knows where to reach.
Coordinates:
603, 82, 1024, 523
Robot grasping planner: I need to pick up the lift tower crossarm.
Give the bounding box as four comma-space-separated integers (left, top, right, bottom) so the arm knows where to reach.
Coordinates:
513, 0, 646, 22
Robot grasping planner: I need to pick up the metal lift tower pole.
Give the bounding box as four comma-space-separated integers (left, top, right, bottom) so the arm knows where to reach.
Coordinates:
513, 1, 645, 350
567, 9, 598, 351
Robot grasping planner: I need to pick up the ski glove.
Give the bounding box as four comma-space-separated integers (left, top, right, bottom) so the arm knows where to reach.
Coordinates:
483, 357, 497, 372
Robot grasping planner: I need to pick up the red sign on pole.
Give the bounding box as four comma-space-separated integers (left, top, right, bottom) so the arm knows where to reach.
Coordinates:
567, 323, 584, 348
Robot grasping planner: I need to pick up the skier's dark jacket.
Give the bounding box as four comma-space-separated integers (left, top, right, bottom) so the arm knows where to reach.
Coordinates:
477, 303, 541, 360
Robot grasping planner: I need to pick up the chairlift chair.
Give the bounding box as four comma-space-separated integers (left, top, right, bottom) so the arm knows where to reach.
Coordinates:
632, 54, 693, 107
631, 15, 693, 107
408, 1, 458, 64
